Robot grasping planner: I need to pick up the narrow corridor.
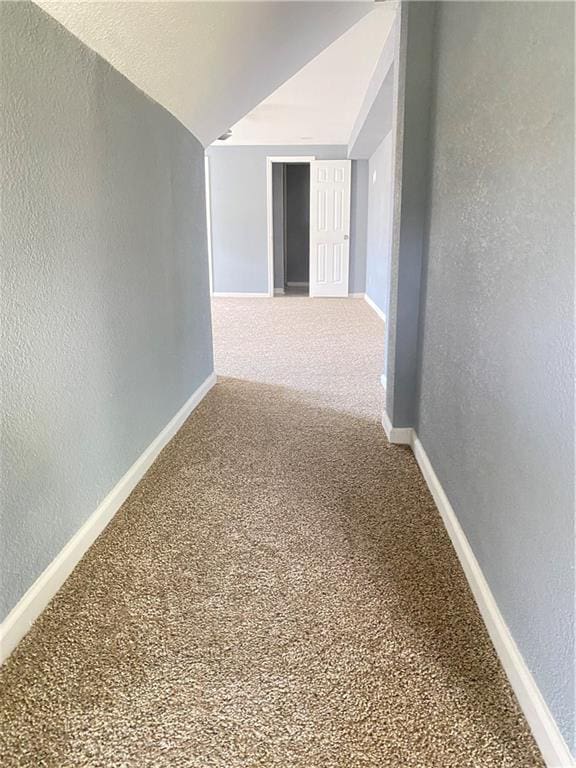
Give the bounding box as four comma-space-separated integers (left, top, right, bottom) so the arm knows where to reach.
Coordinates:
0, 298, 542, 767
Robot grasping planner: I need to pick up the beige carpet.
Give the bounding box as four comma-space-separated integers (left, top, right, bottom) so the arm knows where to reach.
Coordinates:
0, 297, 543, 767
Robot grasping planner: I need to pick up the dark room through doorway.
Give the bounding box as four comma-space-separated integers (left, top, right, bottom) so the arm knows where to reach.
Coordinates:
272, 162, 311, 296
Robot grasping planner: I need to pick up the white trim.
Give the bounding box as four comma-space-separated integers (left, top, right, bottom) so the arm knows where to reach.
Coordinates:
266, 156, 318, 163
380, 412, 575, 765
381, 409, 413, 445
380, 373, 387, 397
364, 293, 387, 323
204, 155, 213, 295
0, 372, 217, 666
349, 292, 365, 298
273, 288, 285, 296
380, 409, 574, 765
266, 155, 315, 298
411, 435, 575, 768
211, 292, 269, 299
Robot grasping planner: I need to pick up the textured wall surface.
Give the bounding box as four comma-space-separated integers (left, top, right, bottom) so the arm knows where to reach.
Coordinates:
0, 2, 213, 620
285, 164, 311, 284
350, 160, 369, 296
37, 1, 370, 146
207, 146, 368, 294
417, 1, 575, 751
366, 132, 393, 319
385, 1, 436, 428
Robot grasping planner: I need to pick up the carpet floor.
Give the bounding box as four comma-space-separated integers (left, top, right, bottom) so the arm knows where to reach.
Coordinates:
0, 297, 543, 767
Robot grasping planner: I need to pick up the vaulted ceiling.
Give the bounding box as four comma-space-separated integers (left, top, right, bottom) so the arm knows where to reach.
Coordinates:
224, 5, 396, 146
36, 1, 375, 147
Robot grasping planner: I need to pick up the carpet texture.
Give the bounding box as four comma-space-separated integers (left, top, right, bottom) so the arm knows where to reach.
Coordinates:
0, 297, 543, 767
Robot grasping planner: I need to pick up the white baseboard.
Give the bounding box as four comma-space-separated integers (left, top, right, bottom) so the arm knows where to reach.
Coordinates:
212, 291, 366, 300
380, 373, 387, 397
0, 372, 217, 666
380, 410, 574, 765
382, 409, 413, 445
212, 292, 270, 298
364, 293, 387, 323
411, 435, 575, 768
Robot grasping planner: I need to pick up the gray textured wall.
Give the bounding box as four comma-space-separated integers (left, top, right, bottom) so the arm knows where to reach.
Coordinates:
350, 160, 369, 296
0, 2, 213, 620
385, 1, 436, 428
285, 164, 310, 285
366, 132, 393, 319
207, 146, 368, 294
417, 1, 575, 751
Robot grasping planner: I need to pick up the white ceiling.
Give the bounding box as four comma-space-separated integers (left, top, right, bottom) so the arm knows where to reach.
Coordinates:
36, 1, 374, 147
222, 5, 396, 146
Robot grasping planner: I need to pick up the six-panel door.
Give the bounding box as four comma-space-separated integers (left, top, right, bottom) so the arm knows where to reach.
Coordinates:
309, 160, 351, 298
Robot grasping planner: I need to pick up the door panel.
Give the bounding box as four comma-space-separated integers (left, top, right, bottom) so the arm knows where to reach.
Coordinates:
309, 160, 351, 297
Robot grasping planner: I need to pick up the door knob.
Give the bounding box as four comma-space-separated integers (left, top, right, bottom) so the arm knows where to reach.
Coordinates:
344, 234, 349, 240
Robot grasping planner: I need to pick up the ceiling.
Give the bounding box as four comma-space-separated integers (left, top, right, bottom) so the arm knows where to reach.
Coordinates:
36, 1, 375, 147
222, 5, 397, 146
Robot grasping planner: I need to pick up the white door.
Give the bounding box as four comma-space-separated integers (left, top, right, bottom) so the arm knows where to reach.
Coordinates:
309, 160, 351, 297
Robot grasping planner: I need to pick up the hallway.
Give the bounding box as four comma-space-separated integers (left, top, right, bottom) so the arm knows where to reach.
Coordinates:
0, 298, 542, 767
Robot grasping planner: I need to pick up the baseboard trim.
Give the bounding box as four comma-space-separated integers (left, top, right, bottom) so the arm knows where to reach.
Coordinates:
411, 435, 575, 768
382, 409, 414, 445
212, 291, 366, 300
0, 372, 217, 666
212, 292, 270, 298
364, 293, 387, 323
380, 410, 574, 765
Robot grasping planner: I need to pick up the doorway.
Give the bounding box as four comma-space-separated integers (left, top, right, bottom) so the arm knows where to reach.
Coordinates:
283, 163, 310, 295
267, 156, 352, 298
269, 157, 314, 296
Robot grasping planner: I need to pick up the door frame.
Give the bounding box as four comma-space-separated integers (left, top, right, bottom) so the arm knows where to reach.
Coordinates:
266, 156, 315, 297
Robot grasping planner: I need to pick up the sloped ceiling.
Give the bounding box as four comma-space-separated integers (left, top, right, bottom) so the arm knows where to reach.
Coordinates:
224, 5, 396, 146
36, 1, 374, 147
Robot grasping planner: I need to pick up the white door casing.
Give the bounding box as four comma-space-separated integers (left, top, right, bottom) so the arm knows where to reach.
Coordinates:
309, 160, 351, 297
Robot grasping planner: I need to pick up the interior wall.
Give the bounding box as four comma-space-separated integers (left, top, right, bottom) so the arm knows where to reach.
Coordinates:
385, 1, 436, 429
416, 1, 575, 752
365, 131, 394, 319
350, 160, 369, 296
206, 145, 368, 295
285, 164, 310, 285
0, 2, 213, 621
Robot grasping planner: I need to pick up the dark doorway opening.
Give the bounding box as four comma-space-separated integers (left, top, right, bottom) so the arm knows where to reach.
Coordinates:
272, 162, 310, 296
284, 163, 310, 295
